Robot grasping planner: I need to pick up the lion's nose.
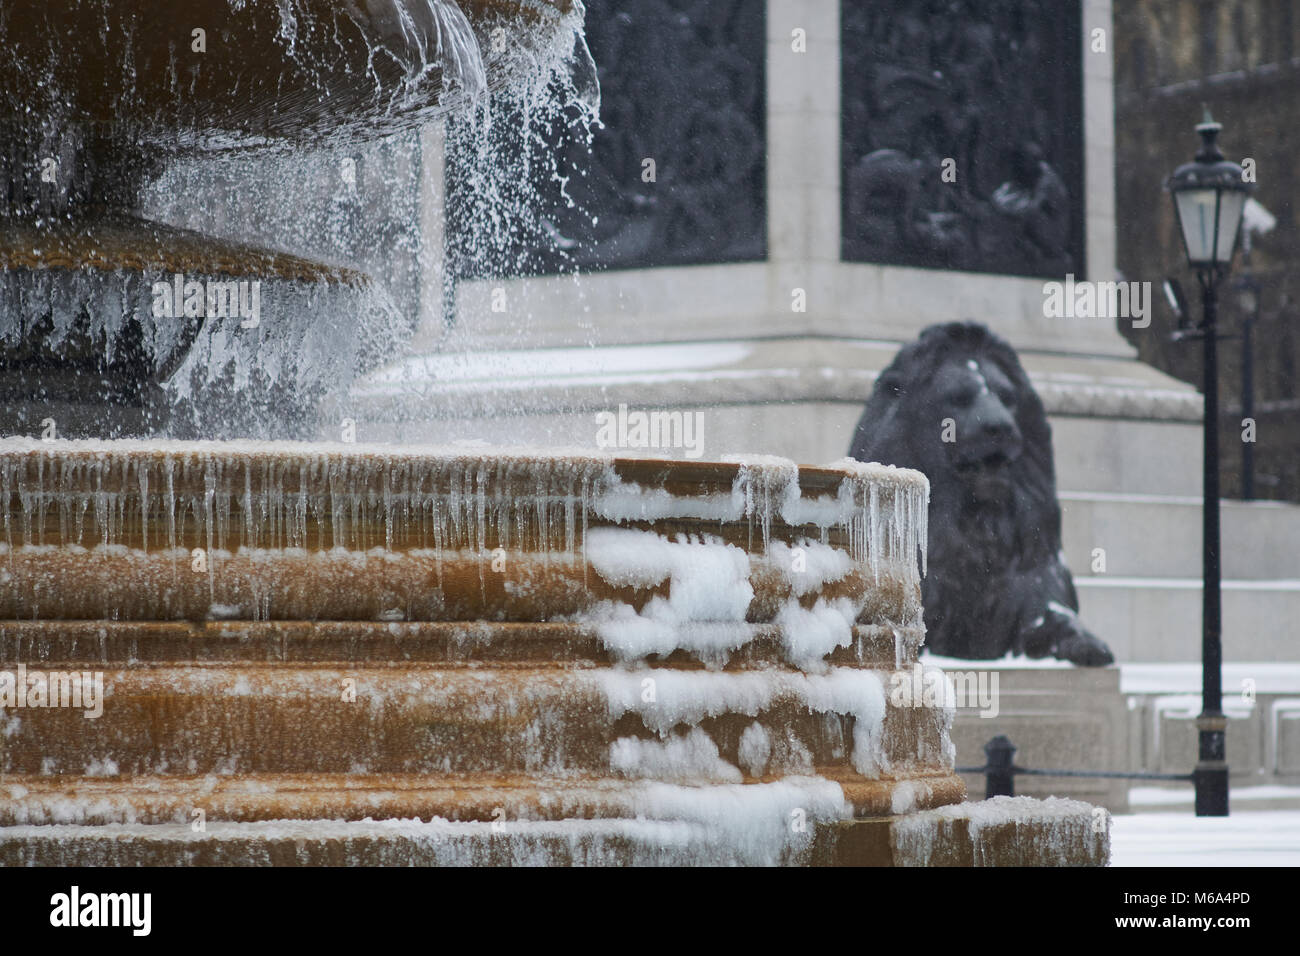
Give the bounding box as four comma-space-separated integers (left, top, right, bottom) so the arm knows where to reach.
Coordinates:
972, 392, 1018, 439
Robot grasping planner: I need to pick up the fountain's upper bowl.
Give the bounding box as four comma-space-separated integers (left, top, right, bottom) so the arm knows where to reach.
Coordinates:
0, 0, 577, 151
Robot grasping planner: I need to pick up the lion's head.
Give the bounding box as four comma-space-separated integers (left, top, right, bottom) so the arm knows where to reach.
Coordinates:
849, 321, 1113, 666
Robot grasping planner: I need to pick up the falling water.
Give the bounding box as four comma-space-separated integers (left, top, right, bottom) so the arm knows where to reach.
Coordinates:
0, 0, 597, 440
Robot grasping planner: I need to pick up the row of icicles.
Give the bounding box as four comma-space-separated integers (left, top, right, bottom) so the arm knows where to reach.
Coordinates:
0, 450, 928, 587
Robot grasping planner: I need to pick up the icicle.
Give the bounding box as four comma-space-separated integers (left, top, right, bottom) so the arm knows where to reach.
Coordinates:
92, 458, 108, 548
475, 462, 488, 596
161, 456, 175, 552
868, 482, 880, 583
917, 481, 929, 578
431, 473, 445, 590
242, 463, 253, 551
534, 471, 548, 562
581, 473, 591, 585
203, 459, 217, 601
36, 453, 48, 548
893, 484, 904, 569
138, 459, 149, 553
564, 476, 577, 566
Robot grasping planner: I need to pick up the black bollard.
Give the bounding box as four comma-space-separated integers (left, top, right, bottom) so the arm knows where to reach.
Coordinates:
984, 735, 1017, 798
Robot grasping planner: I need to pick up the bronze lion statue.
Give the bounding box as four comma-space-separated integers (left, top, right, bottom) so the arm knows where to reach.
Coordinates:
849, 321, 1113, 666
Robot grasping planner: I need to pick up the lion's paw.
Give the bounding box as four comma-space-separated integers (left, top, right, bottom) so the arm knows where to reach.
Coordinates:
1021, 605, 1115, 667
1054, 629, 1115, 667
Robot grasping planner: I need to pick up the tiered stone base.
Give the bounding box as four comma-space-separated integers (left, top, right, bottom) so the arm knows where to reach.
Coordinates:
0, 442, 1107, 865
0, 798, 1107, 867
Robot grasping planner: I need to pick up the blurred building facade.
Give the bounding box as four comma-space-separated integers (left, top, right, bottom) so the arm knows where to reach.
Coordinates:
1115, 0, 1300, 502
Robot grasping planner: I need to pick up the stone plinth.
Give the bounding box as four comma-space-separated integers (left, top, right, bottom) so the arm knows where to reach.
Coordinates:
934, 661, 1130, 812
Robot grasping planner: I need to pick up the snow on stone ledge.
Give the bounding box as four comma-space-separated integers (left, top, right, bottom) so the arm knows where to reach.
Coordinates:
893, 795, 1109, 867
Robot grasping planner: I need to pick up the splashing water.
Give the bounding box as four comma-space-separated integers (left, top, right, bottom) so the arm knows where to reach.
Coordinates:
442, 1, 601, 296
0, 0, 598, 440
1, 0, 495, 155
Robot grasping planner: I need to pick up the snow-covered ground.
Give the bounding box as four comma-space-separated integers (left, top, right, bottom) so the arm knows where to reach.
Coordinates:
1130, 785, 1300, 808
1111, 809, 1300, 866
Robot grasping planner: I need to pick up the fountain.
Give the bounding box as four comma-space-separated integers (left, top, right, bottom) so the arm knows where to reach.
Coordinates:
0, 3, 1107, 865
0, 0, 588, 438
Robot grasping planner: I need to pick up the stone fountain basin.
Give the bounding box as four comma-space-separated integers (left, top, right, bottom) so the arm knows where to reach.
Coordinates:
0, 442, 1109, 865
0, 216, 367, 281
0, 0, 576, 149
0, 218, 390, 438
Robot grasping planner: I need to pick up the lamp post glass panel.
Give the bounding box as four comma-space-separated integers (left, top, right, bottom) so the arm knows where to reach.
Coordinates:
1166, 114, 1254, 817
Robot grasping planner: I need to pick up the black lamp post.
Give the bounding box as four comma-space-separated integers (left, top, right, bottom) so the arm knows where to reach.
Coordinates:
1166, 112, 1254, 817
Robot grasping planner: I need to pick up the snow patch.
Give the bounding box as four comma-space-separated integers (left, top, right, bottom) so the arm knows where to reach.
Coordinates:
610, 728, 742, 783
596, 667, 889, 777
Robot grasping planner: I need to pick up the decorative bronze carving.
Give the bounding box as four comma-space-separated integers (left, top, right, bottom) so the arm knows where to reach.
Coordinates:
450, 0, 766, 277
841, 0, 1084, 277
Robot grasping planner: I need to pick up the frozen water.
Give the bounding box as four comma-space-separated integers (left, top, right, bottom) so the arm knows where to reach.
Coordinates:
0, 441, 926, 597
766, 539, 853, 596
582, 527, 754, 663
0, 439, 614, 557
772, 597, 857, 672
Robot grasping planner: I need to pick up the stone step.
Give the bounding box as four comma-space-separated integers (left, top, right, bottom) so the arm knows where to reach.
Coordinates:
1049, 416, 1204, 497
0, 818, 838, 867
1060, 492, 1300, 580
0, 620, 922, 669
353, 339, 1206, 498
0, 442, 928, 628
0, 547, 916, 627
0, 769, 966, 826
0, 664, 953, 779
1074, 576, 1300, 662
0, 795, 1106, 867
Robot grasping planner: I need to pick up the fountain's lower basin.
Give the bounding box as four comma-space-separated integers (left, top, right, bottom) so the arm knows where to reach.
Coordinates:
0, 219, 405, 439
0, 441, 1107, 865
